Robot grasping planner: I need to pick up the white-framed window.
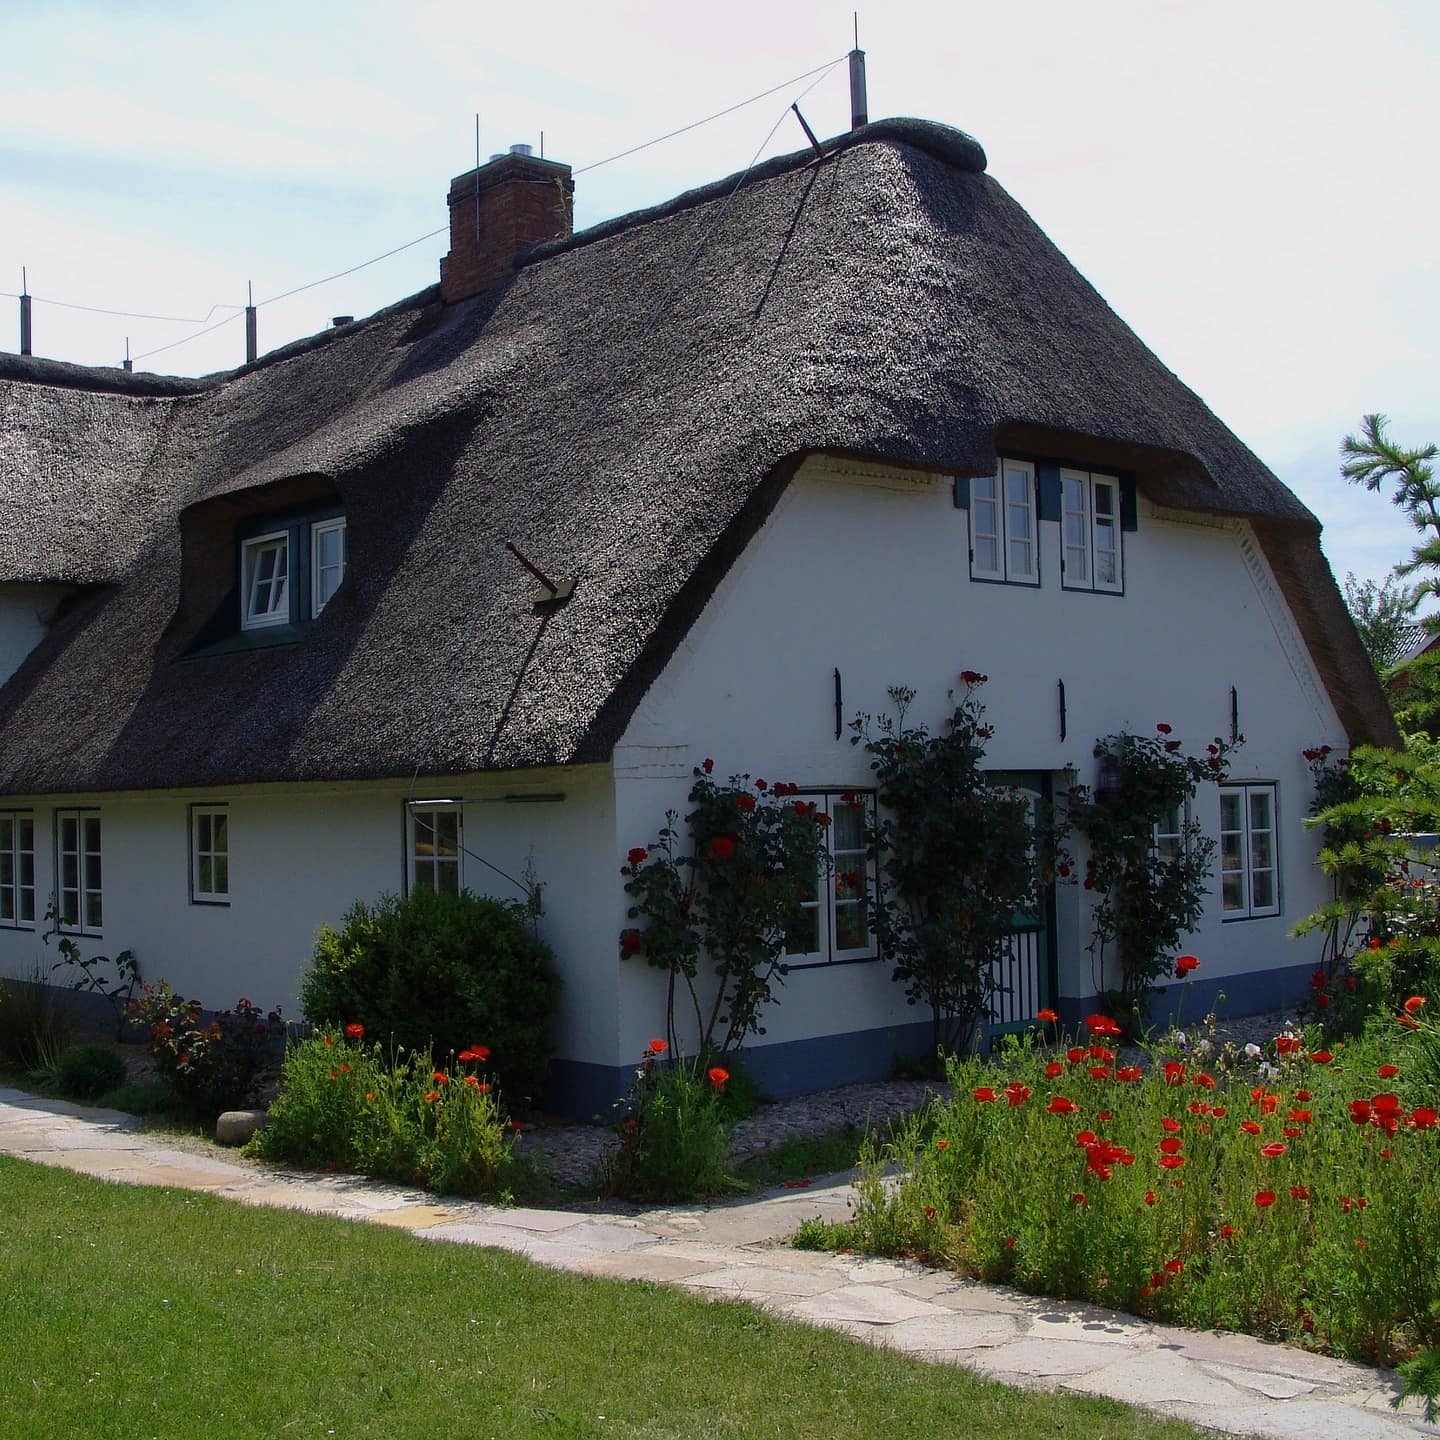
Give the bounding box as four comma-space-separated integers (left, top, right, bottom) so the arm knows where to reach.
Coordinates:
55, 808, 103, 934
241, 530, 291, 630
784, 791, 877, 967
970, 459, 1039, 585
190, 805, 229, 904
1219, 783, 1280, 919
0, 811, 36, 928
1153, 802, 1190, 864
311, 518, 347, 616
409, 805, 462, 896
1061, 468, 1123, 593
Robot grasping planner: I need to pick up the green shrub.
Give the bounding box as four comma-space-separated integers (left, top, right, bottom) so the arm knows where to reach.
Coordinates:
253, 1030, 519, 1196
301, 888, 560, 1105
606, 1045, 741, 1201
50, 1044, 128, 1101
0, 972, 74, 1072
128, 983, 284, 1116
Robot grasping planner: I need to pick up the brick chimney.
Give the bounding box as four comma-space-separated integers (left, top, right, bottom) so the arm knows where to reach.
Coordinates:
440, 146, 574, 304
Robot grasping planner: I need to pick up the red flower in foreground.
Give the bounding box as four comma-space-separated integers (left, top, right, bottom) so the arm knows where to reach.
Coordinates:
1116, 1066, 1143, 1084
1378, 1064, 1399, 1079
1403, 995, 1427, 1014
1160, 1117, 1182, 1133
646, 1039, 668, 1056
1254, 1190, 1276, 1208
1004, 1083, 1032, 1108
1240, 1121, 1263, 1135
710, 835, 735, 859
1309, 1051, 1334, 1065
1084, 1014, 1124, 1037
1159, 1155, 1186, 1170
343, 1022, 364, 1041
707, 1066, 729, 1090
735, 793, 756, 813
433, 1070, 450, 1085
627, 847, 649, 866
1044, 1062, 1063, 1080
1164, 1258, 1184, 1275
1163, 1062, 1186, 1087
458, 1045, 491, 1064
1260, 1142, 1287, 1158
1274, 1035, 1302, 1055
1175, 954, 1200, 976
1290, 1186, 1311, 1201
1159, 1138, 1183, 1155
1046, 1095, 1078, 1115
423, 1090, 440, 1103
1349, 1100, 1373, 1125
1219, 1223, 1236, 1238
1144, 1190, 1158, 1207
972, 1086, 999, 1103
1413, 1107, 1438, 1129
1034, 1008, 1059, 1023
701, 758, 714, 774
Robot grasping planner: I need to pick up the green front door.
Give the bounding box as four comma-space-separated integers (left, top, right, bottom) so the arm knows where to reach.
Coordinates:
985, 772, 1058, 1035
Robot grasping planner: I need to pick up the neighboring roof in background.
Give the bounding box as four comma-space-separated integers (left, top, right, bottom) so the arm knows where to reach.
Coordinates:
0, 118, 1399, 796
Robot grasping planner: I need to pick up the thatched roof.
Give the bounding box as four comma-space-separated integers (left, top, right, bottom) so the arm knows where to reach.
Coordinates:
0, 118, 1396, 795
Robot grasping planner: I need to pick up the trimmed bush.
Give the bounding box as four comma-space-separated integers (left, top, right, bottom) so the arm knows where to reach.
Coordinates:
301, 888, 560, 1104
51, 1044, 128, 1101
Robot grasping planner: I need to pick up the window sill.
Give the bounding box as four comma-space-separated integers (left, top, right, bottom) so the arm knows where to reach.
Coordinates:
182, 625, 306, 661
784, 953, 881, 971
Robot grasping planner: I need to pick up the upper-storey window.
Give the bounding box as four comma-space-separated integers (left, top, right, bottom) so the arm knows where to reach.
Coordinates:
311, 518, 347, 616
236, 510, 346, 634
1060, 468, 1123, 593
969, 459, 1039, 585
241, 531, 291, 631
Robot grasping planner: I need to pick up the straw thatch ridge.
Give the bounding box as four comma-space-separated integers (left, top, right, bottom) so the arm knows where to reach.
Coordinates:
0, 118, 1396, 795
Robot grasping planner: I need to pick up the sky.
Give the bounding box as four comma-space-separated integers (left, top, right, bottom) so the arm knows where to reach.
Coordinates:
2, 0, 1437, 592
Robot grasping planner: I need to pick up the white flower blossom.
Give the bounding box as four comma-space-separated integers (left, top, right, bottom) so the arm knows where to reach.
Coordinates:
1244, 1042, 1262, 1058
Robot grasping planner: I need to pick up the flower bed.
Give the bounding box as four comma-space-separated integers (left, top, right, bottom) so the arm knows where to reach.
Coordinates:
822, 1008, 1438, 1376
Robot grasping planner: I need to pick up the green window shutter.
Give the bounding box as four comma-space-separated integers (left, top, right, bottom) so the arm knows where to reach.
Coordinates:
1120, 475, 1138, 532
953, 475, 969, 509
1037, 462, 1062, 522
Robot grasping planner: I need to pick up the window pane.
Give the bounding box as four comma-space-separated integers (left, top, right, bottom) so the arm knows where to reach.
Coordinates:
1222, 872, 1245, 910
413, 863, 435, 894
198, 855, 212, 893
437, 860, 460, 897
197, 814, 211, 851
1220, 793, 1242, 831
85, 891, 102, 929
835, 902, 866, 950
213, 814, 228, 852
833, 802, 865, 850
435, 812, 459, 858
974, 535, 998, 573
1250, 791, 1273, 831
785, 907, 820, 956
414, 813, 435, 858
1252, 870, 1275, 910
213, 856, 228, 894
1250, 831, 1273, 870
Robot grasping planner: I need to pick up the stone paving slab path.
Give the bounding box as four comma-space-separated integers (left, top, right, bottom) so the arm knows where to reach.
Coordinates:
2, 1086, 1436, 1440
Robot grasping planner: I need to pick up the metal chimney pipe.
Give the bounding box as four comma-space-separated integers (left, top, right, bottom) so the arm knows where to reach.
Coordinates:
245, 305, 257, 364
19, 267, 32, 356
849, 48, 868, 130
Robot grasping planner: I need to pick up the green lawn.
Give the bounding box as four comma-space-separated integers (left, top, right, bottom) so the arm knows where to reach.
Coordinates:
0, 1157, 1215, 1440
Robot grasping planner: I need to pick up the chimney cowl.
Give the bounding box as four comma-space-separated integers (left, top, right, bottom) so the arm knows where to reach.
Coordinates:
440, 149, 573, 305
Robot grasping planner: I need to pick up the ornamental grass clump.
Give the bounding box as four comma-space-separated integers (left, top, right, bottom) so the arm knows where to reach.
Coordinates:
833, 1000, 1440, 1377
253, 1028, 519, 1196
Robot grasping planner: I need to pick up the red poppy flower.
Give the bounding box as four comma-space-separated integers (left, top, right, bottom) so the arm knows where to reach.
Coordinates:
1163, 1062, 1186, 1086
1004, 1083, 1031, 1107
1046, 1095, 1078, 1115
1372, 1092, 1403, 1117
1240, 1121, 1263, 1135
620, 931, 643, 955
1293, 1089, 1312, 1102
1175, 954, 1200, 976
1193, 1072, 1216, 1091
1116, 1066, 1143, 1083
1403, 996, 1426, 1014
433, 1070, 449, 1085
1044, 1062, 1063, 1080
1084, 1014, 1124, 1037
1378, 1064, 1399, 1079
1254, 1190, 1276, 1208
1290, 1186, 1310, 1201
1412, 1107, 1438, 1129
343, 1023, 365, 1041
1288, 1109, 1312, 1124
1219, 1223, 1236, 1238
1159, 1138, 1184, 1155
707, 1066, 729, 1090
1088, 1065, 1112, 1080
1067, 1047, 1086, 1065
1260, 1142, 1287, 1158
1274, 1035, 1302, 1055
1034, 1008, 1059, 1023
1348, 1099, 1374, 1124
972, 1086, 999, 1103
627, 847, 649, 866
710, 835, 735, 859
646, 1039, 668, 1056
423, 1090, 440, 1103
1069, 1192, 1087, 1206
1283, 1127, 1301, 1138
935, 1140, 949, 1152
1159, 1155, 1186, 1169
1309, 1051, 1333, 1065
1144, 1190, 1158, 1206
1089, 1044, 1116, 1062
1075, 1130, 1098, 1146
1161, 1117, 1182, 1133
1164, 1258, 1184, 1275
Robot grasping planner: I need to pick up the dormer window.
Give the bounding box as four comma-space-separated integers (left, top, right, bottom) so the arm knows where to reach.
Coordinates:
241, 531, 292, 630
311, 518, 347, 615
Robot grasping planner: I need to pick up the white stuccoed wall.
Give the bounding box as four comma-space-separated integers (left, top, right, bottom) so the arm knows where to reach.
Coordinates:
0, 584, 73, 685
0, 766, 620, 1068
612, 455, 1350, 1057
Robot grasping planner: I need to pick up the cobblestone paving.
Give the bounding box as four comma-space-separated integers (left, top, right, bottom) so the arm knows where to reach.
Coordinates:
3, 1068, 1435, 1439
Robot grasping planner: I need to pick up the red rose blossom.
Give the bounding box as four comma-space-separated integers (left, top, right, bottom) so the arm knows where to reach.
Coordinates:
627, 847, 649, 865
